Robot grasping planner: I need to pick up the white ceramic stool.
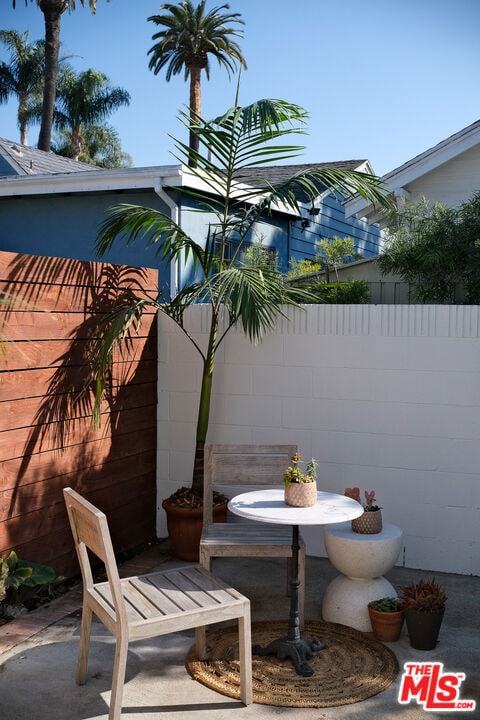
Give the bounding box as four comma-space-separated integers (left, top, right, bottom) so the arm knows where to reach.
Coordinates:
322, 521, 403, 632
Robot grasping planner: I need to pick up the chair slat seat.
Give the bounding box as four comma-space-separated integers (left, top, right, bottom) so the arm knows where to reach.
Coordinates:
199, 444, 306, 628
94, 568, 249, 626
64, 487, 252, 719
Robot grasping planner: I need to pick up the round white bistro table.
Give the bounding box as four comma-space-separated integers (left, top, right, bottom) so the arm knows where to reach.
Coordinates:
228, 488, 363, 677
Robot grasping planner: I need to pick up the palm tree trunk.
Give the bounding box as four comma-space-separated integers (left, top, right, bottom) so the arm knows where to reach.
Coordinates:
188, 65, 201, 167
38, 1, 65, 151
71, 127, 82, 161
19, 93, 28, 146
190, 311, 217, 497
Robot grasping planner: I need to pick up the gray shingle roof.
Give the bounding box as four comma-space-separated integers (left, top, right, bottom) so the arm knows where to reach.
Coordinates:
240, 161, 367, 186
238, 161, 368, 202
0, 137, 99, 177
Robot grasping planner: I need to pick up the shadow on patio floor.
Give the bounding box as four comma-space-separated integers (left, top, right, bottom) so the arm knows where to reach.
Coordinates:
0, 540, 478, 720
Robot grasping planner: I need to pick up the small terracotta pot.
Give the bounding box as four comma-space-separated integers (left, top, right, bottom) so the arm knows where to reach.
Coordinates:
352, 509, 382, 534
368, 606, 404, 641
284, 481, 317, 507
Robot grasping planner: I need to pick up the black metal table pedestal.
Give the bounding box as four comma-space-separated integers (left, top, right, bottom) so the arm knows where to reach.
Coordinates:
252, 524, 326, 677
253, 635, 325, 677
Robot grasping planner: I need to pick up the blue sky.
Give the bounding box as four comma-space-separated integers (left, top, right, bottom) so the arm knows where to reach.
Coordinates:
1, 0, 479, 176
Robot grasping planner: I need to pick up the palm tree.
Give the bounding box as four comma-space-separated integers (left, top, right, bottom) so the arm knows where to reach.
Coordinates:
46, 68, 130, 161
0, 30, 45, 145
53, 124, 133, 167
12, 1, 103, 151
92, 92, 392, 503
147, 0, 246, 165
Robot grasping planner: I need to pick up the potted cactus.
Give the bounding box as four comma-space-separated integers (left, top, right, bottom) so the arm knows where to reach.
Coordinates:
400, 578, 447, 650
282, 454, 318, 507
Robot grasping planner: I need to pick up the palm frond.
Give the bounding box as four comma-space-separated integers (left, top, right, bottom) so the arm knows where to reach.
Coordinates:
89, 291, 160, 428
96, 203, 207, 273
203, 266, 295, 343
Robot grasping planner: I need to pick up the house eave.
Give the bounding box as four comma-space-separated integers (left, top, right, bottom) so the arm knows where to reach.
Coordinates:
0, 164, 184, 196
0, 162, 300, 217
345, 118, 480, 221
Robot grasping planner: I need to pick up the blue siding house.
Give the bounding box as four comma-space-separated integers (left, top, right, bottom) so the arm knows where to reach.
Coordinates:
0, 138, 381, 296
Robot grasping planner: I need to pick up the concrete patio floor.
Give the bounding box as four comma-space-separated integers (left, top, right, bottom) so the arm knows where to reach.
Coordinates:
0, 540, 478, 720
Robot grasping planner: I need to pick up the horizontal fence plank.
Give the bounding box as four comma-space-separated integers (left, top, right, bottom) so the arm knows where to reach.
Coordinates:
0, 359, 157, 402
1, 305, 157, 341
0, 332, 157, 372
1, 449, 156, 520
0, 428, 156, 491
0, 250, 157, 289
0, 381, 156, 432
0, 402, 156, 460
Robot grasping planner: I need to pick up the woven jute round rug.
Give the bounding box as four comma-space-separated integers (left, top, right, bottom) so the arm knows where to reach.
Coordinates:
186, 620, 399, 707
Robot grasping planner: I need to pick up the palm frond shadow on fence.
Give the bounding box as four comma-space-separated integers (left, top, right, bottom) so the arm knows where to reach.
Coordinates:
1, 252, 158, 576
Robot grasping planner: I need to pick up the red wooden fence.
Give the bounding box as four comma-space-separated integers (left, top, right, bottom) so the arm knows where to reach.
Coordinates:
0, 251, 158, 579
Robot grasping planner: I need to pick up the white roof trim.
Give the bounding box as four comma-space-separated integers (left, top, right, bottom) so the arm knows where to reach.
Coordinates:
0, 162, 298, 217
0, 164, 183, 195
345, 118, 480, 219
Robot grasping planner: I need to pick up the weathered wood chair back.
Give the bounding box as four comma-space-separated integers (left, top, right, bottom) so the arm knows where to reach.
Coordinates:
203, 444, 297, 525
63, 487, 127, 630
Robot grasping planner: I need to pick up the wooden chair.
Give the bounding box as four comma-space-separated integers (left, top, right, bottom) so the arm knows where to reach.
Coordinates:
63, 487, 252, 720
199, 444, 306, 629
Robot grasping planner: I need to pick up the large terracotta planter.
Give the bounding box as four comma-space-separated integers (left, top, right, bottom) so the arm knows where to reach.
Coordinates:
404, 607, 445, 650
284, 481, 317, 507
368, 606, 404, 642
162, 500, 228, 561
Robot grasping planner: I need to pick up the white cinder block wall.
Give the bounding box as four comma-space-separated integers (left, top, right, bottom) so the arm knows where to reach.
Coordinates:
157, 304, 480, 576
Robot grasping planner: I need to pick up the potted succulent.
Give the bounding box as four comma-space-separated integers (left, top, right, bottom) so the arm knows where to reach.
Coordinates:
367, 596, 404, 642
283, 453, 318, 507
344, 487, 382, 534
400, 577, 447, 650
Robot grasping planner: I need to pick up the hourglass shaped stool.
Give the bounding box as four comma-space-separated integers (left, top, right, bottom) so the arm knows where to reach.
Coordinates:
322, 522, 403, 632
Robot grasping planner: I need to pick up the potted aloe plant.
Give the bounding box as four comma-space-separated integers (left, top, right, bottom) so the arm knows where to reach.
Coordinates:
400, 577, 447, 650
282, 453, 318, 507
91, 91, 390, 560
367, 596, 404, 642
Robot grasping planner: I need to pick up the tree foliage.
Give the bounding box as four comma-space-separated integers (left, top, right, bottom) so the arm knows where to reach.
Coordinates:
53, 124, 133, 167
315, 235, 359, 282
379, 192, 480, 303
12, 1, 104, 150
46, 67, 130, 160
0, 30, 45, 145
148, 0, 246, 163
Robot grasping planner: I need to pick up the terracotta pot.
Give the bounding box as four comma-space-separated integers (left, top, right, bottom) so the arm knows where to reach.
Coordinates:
162, 499, 228, 561
351, 509, 382, 534
404, 607, 445, 650
368, 606, 404, 642
284, 481, 317, 507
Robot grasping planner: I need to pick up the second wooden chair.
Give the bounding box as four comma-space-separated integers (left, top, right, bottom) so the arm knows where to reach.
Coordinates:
199, 444, 306, 629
